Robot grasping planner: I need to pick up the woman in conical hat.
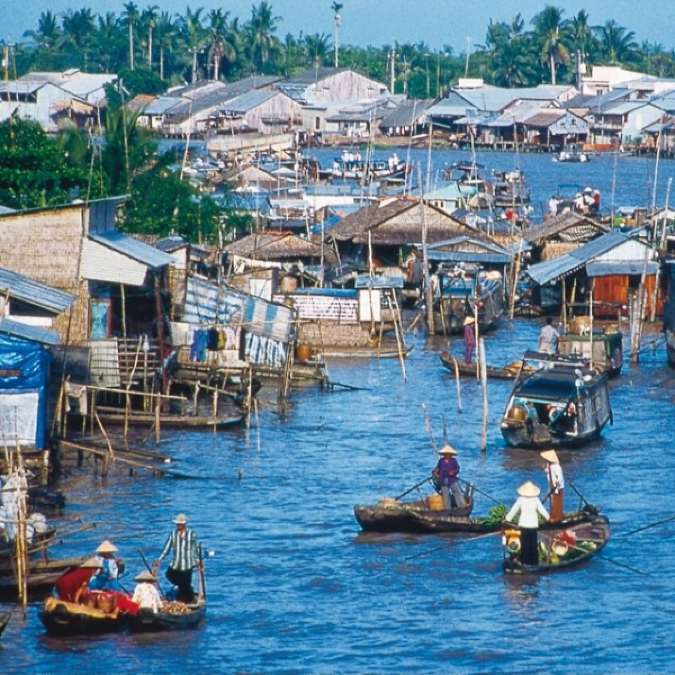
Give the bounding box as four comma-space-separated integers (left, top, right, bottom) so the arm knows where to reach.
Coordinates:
89, 539, 123, 592
540, 449, 565, 521
463, 315, 476, 364
505, 480, 549, 565
432, 444, 465, 509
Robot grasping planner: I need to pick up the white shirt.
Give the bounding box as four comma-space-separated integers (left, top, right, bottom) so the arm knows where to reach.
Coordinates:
544, 463, 565, 492
506, 495, 549, 528
132, 582, 163, 612
539, 324, 559, 353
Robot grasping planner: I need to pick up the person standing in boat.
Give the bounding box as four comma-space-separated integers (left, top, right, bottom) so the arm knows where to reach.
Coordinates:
463, 316, 476, 364
505, 481, 549, 566
540, 450, 565, 521
432, 445, 465, 509
153, 513, 201, 603
538, 317, 559, 354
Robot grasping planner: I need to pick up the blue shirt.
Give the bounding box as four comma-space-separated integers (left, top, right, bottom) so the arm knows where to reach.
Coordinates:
436, 456, 460, 486
158, 527, 200, 571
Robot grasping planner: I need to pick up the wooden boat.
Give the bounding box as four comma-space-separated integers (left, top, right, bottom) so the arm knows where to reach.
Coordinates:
0, 556, 85, 601
500, 356, 613, 449
409, 504, 601, 535
38, 595, 128, 635
94, 406, 245, 429
354, 488, 474, 533
502, 514, 610, 574
557, 322, 623, 378
439, 351, 535, 380
321, 342, 413, 359
128, 597, 206, 633
0, 612, 9, 637
431, 265, 505, 334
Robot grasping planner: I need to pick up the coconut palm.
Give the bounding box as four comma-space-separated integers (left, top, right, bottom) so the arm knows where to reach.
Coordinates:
305, 33, 331, 68
179, 7, 207, 83
594, 20, 639, 67
206, 9, 237, 80
59, 8, 96, 68
247, 1, 281, 74
491, 40, 535, 88
531, 5, 570, 84
122, 2, 139, 70
331, 2, 343, 68
141, 5, 159, 69
91, 12, 126, 72
154, 11, 177, 81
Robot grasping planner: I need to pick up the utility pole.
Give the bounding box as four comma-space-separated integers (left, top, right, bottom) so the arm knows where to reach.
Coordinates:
189, 46, 204, 84
464, 36, 472, 78
390, 48, 395, 94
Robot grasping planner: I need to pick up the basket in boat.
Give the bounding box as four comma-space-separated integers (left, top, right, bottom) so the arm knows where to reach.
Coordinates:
378, 497, 400, 508
425, 493, 443, 510
506, 404, 527, 422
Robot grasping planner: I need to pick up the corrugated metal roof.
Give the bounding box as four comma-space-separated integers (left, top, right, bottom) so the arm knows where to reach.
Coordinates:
380, 99, 433, 127
598, 101, 655, 116
89, 232, 173, 269
586, 260, 658, 277
427, 250, 509, 264
220, 90, 278, 114
526, 229, 638, 285
0, 317, 60, 345
144, 97, 181, 115
0, 267, 74, 313
353, 276, 404, 289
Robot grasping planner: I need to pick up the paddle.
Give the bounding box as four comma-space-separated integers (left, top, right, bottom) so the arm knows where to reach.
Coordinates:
138, 547, 168, 597
457, 478, 503, 506
405, 531, 501, 561
394, 475, 433, 501
617, 513, 675, 538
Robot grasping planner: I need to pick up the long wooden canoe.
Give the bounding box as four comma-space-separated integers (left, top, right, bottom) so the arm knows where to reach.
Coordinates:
502, 514, 610, 574
38, 596, 127, 636
439, 351, 536, 380
127, 598, 206, 633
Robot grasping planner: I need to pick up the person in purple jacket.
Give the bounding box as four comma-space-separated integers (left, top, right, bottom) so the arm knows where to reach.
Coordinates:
432, 445, 465, 509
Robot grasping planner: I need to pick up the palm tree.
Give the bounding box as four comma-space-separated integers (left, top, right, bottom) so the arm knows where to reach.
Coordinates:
594, 20, 639, 67
123, 2, 139, 70
247, 1, 281, 74
141, 5, 159, 69
23, 11, 62, 69
331, 2, 343, 68
154, 11, 177, 81
206, 9, 235, 81
179, 7, 207, 83
491, 40, 534, 88
305, 33, 331, 68
571, 10, 593, 63
532, 5, 570, 85
92, 12, 126, 72
59, 8, 96, 68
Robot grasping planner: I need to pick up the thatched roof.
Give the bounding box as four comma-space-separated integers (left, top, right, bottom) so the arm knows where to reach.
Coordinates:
325, 197, 497, 247
225, 232, 336, 263
524, 212, 610, 246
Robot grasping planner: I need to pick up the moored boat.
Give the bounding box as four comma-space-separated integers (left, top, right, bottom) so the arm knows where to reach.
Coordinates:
500, 358, 612, 449
439, 351, 535, 380
502, 514, 610, 574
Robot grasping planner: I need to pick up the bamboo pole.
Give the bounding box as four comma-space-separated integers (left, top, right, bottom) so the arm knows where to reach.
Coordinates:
453, 358, 463, 413
479, 338, 488, 454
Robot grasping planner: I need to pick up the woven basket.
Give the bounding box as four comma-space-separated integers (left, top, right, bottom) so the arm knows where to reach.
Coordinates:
426, 493, 444, 510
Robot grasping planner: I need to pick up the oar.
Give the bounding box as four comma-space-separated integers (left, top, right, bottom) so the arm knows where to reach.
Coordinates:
617, 513, 675, 538
457, 478, 502, 506
197, 544, 207, 604
394, 476, 433, 501
567, 481, 594, 509
138, 547, 168, 597
405, 531, 501, 561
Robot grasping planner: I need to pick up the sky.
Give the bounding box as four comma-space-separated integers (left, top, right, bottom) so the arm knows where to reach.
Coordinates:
6, 0, 675, 55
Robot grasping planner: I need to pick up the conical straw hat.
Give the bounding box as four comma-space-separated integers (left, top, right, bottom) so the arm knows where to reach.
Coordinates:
517, 480, 541, 497
95, 539, 118, 554
438, 444, 457, 455
540, 450, 559, 464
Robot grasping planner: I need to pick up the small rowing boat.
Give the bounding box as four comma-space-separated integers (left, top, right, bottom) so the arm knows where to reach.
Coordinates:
127, 597, 206, 632
502, 514, 610, 574
38, 595, 128, 635
439, 351, 535, 380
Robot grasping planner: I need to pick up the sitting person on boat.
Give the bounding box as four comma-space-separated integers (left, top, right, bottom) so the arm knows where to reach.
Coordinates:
432, 445, 465, 509
153, 513, 201, 603
541, 450, 565, 521
54, 557, 104, 603
463, 316, 476, 364
89, 539, 124, 592
538, 317, 559, 354
505, 481, 549, 565
132, 570, 163, 613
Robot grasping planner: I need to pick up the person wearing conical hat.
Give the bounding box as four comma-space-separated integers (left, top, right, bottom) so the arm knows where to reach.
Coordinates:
432, 444, 466, 509
89, 539, 124, 592
153, 513, 201, 603
541, 449, 565, 521
505, 480, 549, 565
132, 570, 163, 613
463, 315, 476, 364
53, 557, 103, 603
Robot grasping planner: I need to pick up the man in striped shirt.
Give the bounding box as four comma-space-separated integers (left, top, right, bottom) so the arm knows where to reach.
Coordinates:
153, 513, 201, 603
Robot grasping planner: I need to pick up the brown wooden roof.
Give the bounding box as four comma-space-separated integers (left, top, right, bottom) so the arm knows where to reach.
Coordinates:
225, 231, 336, 263
524, 212, 610, 245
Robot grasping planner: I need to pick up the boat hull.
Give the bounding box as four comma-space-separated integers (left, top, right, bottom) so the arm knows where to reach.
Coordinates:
502, 515, 610, 574
127, 602, 206, 633
38, 597, 127, 636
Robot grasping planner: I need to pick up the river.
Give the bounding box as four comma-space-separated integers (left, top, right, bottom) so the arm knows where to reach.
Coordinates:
3, 149, 675, 674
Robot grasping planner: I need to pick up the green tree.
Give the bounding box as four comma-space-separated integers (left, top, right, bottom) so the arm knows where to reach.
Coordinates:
59, 8, 96, 69
594, 20, 639, 67
123, 2, 139, 70
531, 5, 570, 84
141, 6, 160, 69
0, 117, 89, 209
304, 33, 331, 68
246, 1, 282, 74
